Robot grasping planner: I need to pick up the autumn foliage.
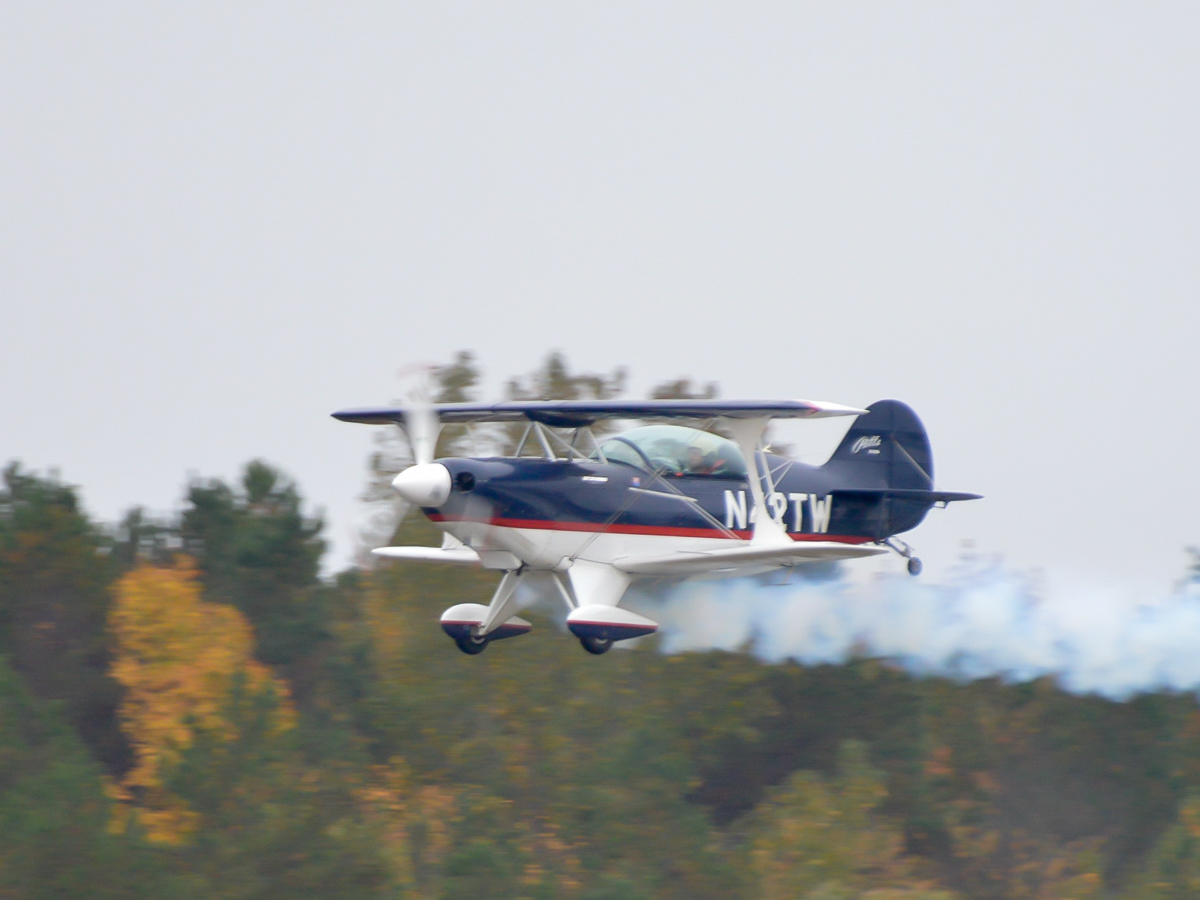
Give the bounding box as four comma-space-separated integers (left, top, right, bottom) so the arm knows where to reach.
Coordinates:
108, 557, 293, 842
9, 356, 1200, 898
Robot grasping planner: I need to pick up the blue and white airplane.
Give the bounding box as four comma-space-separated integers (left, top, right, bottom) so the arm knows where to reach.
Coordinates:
334, 394, 979, 655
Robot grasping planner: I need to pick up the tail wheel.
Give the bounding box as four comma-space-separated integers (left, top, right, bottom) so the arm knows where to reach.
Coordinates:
907, 557, 923, 576
579, 635, 613, 655
455, 633, 489, 655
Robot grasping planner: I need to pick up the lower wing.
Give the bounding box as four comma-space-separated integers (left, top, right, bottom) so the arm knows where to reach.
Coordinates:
372, 546, 481, 565
611, 541, 886, 577
372, 541, 886, 577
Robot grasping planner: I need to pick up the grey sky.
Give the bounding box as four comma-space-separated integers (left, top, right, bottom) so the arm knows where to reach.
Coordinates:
2, 3, 1197, 586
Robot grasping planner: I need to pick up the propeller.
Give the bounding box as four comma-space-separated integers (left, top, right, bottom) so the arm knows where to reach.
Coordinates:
357, 365, 450, 557
398, 365, 441, 466
391, 365, 450, 508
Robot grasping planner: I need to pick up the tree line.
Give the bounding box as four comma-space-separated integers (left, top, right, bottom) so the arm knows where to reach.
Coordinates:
3, 351, 1200, 899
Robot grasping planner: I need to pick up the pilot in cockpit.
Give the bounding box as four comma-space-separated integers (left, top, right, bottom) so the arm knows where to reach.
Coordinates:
686, 444, 724, 476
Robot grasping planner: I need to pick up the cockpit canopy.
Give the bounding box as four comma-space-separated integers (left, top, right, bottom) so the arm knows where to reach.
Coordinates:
595, 425, 748, 479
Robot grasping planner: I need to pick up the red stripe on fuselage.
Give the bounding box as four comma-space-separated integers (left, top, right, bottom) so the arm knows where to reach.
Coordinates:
426, 513, 874, 544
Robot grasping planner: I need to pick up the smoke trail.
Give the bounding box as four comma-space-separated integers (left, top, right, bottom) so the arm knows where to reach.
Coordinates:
628, 558, 1200, 700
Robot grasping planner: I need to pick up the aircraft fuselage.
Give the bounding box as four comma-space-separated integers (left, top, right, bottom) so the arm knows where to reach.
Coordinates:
426, 454, 930, 572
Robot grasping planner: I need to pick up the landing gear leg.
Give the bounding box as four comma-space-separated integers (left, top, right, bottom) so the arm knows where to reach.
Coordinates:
579, 635, 613, 655
554, 572, 614, 654
441, 569, 531, 655
884, 538, 922, 577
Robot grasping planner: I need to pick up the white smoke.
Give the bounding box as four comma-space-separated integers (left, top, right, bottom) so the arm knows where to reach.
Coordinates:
629, 557, 1200, 700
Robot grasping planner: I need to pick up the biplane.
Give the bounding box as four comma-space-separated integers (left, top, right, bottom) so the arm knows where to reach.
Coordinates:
333, 394, 979, 655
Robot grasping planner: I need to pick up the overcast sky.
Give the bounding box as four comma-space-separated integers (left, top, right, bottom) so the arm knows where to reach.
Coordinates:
2, 3, 1197, 587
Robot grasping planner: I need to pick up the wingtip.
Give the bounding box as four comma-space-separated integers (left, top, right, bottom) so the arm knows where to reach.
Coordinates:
805, 401, 871, 417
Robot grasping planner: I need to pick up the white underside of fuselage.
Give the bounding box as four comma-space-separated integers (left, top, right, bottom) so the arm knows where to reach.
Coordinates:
438, 519, 749, 573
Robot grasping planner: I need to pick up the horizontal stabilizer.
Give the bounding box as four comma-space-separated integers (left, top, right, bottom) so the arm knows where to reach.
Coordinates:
613, 541, 886, 577
334, 398, 866, 428
372, 546, 481, 565
831, 489, 983, 504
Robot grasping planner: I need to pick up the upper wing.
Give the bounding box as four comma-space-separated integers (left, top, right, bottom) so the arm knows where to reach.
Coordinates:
611, 541, 887, 577
333, 398, 867, 428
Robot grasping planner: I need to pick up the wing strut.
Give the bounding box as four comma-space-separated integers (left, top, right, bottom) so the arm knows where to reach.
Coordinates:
723, 417, 791, 548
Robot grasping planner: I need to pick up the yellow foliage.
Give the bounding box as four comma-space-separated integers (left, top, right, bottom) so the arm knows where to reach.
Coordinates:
361, 582, 410, 686
943, 798, 1105, 899
747, 742, 955, 900
109, 557, 293, 843
357, 757, 458, 899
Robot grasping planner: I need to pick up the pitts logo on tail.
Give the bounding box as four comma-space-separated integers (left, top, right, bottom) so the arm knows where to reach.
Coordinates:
851, 434, 882, 454
724, 490, 832, 533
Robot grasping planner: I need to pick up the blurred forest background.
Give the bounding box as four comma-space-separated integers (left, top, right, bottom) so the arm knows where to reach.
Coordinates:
4, 352, 1200, 900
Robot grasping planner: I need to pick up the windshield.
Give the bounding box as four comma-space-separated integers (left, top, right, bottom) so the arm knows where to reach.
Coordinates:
594, 425, 747, 479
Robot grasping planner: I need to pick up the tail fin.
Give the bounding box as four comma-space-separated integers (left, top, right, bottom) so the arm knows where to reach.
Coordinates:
824, 400, 933, 490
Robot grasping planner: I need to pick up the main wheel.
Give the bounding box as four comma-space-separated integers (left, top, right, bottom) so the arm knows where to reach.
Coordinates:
579, 635, 613, 655
455, 633, 489, 655
907, 557, 923, 576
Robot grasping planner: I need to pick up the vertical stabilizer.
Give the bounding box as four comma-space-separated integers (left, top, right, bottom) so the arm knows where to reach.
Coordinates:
823, 400, 933, 490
